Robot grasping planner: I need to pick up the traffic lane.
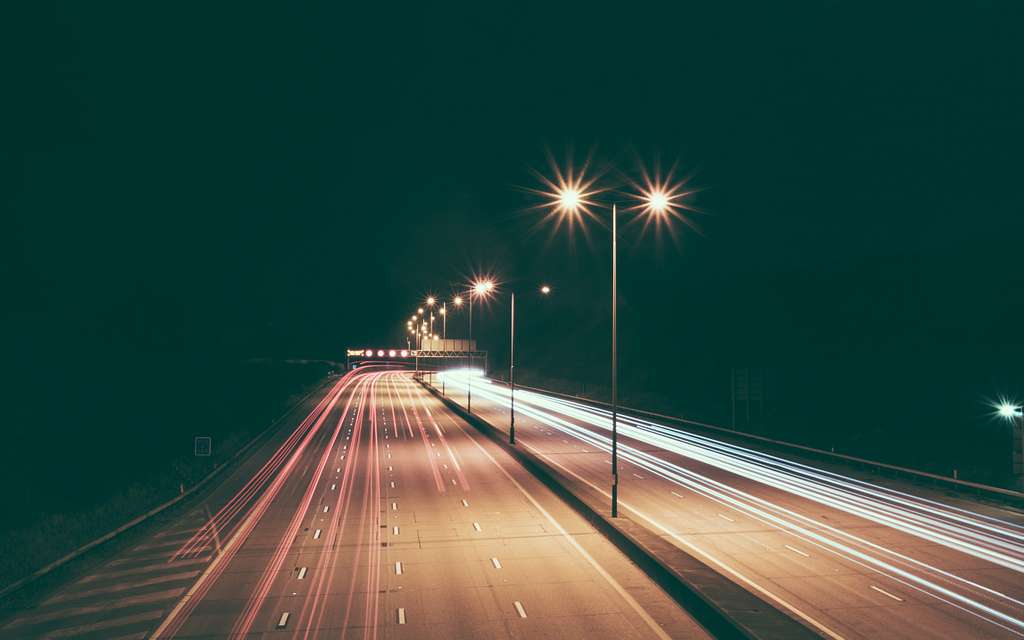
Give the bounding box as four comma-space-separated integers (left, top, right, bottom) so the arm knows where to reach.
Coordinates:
380, 373, 709, 639
0, 373, 348, 640
452, 384, 1022, 640
512, 410, 1024, 609
169, 372, 375, 637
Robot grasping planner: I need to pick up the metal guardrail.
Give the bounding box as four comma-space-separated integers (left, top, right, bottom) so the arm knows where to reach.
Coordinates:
0, 376, 333, 600
508, 381, 1024, 504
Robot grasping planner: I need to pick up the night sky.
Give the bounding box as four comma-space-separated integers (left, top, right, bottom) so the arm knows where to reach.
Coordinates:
5, 2, 1024, 511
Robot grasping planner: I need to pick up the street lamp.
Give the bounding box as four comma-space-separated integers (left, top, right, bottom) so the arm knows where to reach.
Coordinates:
535, 158, 694, 518
998, 401, 1024, 487
508, 283, 552, 445
463, 279, 495, 413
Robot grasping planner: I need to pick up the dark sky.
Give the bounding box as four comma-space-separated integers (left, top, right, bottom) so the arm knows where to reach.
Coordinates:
4, 2, 1024, 494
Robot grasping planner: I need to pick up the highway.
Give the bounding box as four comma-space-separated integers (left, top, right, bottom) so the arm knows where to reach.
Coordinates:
435, 370, 1024, 640
0, 369, 707, 639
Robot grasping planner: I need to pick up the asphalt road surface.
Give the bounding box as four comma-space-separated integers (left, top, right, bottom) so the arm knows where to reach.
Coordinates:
0, 368, 707, 639
434, 370, 1024, 640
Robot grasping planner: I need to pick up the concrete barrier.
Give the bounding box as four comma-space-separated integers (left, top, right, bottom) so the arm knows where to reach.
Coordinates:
419, 378, 820, 640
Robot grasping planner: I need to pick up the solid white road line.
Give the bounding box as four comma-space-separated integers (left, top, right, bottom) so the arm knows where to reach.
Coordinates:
397, 607, 406, 624
392, 501, 398, 511
461, 499, 469, 507
718, 513, 735, 522
393, 526, 400, 535
671, 491, 685, 498
437, 407, 675, 640
297, 567, 307, 579
323, 505, 329, 513
277, 612, 290, 628
313, 529, 322, 540
871, 585, 905, 602
513, 601, 527, 618
491, 557, 502, 569
473, 522, 482, 532
785, 544, 810, 558
395, 561, 403, 575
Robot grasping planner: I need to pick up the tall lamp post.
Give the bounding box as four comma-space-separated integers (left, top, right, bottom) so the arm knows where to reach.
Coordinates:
998, 402, 1024, 489
509, 284, 552, 445
464, 280, 494, 414
534, 160, 693, 518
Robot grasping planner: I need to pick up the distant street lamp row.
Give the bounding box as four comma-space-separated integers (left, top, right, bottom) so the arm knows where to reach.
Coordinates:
399, 155, 697, 518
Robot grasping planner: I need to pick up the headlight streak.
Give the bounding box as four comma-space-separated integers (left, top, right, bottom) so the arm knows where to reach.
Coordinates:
438, 371, 1024, 635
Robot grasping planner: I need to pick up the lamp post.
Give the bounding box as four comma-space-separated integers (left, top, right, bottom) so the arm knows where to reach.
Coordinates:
534, 160, 693, 518
509, 284, 551, 445
464, 280, 494, 414
998, 402, 1024, 488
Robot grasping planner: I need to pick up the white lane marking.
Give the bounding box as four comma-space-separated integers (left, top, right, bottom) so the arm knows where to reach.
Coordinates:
390, 481, 396, 488
392, 501, 398, 511
461, 499, 469, 507
443, 464, 448, 469
297, 567, 307, 579
513, 601, 527, 618
438, 412, 674, 640
511, 440, 844, 640
491, 557, 502, 569
717, 513, 734, 522
42, 610, 164, 639
397, 607, 406, 624
386, 443, 390, 448
330, 483, 336, 490
387, 453, 392, 459
388, 466, 393, 471
323, 505, 329, 513
785, 544, 810, 558
632, 473, 644, 479
277, 612, 290, 628
473, 522, 482, 532
336, 467, 341, 473
395, 561, 403, 575
45, 569, 200, 603
871, 585, 905, 602
451, 478, 457, 485
393, 526, 400, 535
313, 529, 322, 540
671, 491, 685, 498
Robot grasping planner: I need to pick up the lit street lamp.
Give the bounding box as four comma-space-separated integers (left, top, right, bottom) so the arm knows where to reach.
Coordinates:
465, 279, 495, 413
998, 401, 1024, 488
508, 283, 551, 445
535, 158, 694, 518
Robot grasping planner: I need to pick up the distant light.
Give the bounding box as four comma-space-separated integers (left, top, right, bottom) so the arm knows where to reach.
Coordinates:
473, 279, 495, 296
388, 350, 396, 357
377, 350, 385, 357
400, 350, 409, 357
454, 296, 463, 306
364, 349, 373, 357
439, 307, 446, 315
540, 285, 551, 295
417, 308, 423, 315
646, 189, 670, 215
426, 296, 435, 306
410, 315, 417, 322
998, 402, 1022, 420
558, 188, 580, 213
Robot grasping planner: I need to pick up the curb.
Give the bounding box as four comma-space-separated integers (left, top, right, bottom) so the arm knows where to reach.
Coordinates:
419, 379, 820, 640
0, 376, 334, 601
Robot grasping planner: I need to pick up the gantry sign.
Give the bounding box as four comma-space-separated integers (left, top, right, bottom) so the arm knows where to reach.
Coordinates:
346, 339, 487, 371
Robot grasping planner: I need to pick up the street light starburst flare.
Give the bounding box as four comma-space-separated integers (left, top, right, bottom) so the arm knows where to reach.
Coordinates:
627, 161, 702, 244
526, 150, 605, 240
